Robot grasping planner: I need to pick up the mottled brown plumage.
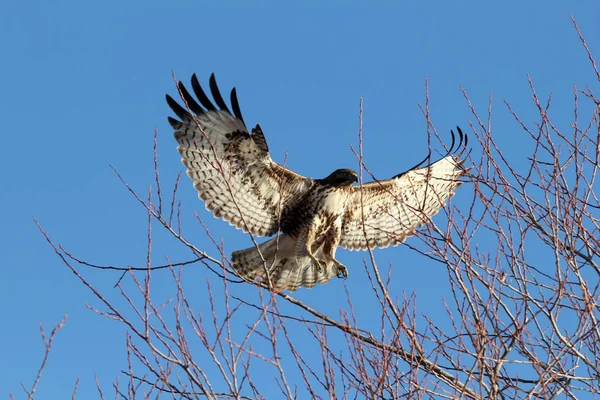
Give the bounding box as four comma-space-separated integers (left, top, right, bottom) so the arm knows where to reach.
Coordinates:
167, 74, 468, 291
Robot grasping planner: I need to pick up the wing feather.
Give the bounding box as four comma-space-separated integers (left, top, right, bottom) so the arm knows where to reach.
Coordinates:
168, 74, 314, 236
177, 81, 204, 115
209, 73, 231, 114
340, 130, 467, 250
230, 88, 245, 123
191, 73, 217, 111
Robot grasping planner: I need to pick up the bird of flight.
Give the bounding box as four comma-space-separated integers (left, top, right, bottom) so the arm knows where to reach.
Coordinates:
166, 74, 467, 291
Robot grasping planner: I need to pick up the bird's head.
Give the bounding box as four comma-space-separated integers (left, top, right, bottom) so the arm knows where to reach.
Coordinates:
318, 168, 359, 188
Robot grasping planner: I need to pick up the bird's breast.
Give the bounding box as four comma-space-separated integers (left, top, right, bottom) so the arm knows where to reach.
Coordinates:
320, 188, 349, 215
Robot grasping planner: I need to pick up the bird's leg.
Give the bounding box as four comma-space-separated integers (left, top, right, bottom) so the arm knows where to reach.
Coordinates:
296, 225, 326, 273
321, 225, 347, 279
309, 254, 324, 272
320, 252, 347, 278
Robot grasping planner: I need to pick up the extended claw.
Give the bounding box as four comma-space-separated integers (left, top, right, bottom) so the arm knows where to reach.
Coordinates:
333, 260, 348, 279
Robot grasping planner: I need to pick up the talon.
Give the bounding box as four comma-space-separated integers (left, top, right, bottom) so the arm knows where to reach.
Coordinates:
336, 264, 348, 279
332, 259, 348, 279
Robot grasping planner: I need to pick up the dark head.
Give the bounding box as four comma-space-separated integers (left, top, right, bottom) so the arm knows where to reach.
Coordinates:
317, 168, 358, 188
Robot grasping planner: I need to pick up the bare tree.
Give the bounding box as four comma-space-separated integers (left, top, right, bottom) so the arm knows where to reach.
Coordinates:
21, 16, 600, 399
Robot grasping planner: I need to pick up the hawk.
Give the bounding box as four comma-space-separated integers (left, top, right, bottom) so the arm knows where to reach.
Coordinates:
166, 74, 467, 291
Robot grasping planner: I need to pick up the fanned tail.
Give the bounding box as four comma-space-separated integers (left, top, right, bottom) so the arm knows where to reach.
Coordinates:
231, 235, 339, 291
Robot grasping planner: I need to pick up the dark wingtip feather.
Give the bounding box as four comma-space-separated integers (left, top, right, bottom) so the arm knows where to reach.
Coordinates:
167, 116, 182, 129
453, 126, 469, 158
166, 94, 190, 121
230, 87, 245, 124
177, 81, 204, 115
209, 73, 231, 113
191, 74, 216, 111
394, 125, 469, 179
448, 128, 457, 154
457, 126, 468, 148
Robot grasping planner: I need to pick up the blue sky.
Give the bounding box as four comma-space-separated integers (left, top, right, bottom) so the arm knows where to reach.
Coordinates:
1, 1, 599, 398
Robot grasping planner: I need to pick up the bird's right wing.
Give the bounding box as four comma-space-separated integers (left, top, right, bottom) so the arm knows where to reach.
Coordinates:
167, 74, 314, 237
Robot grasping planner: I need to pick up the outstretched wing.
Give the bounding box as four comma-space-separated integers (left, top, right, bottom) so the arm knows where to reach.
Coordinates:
340, 128, 468, 250
166, 74, 314, 237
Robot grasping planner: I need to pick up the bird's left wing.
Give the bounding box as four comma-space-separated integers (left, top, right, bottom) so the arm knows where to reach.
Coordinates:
340, 129, 468, 250
166, 74, 314, 237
